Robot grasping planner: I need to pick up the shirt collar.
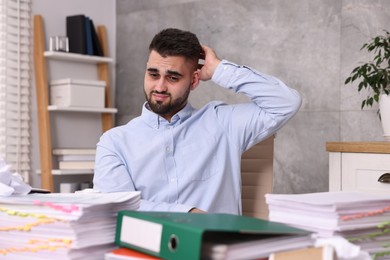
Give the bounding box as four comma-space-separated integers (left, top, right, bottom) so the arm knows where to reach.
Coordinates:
141, 102, 194, 129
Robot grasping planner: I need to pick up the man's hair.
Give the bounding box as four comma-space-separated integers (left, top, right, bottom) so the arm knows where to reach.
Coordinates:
149, 28, 202, 67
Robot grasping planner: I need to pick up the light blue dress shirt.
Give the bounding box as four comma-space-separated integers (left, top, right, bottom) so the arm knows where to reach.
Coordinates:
93, 60, 301, 215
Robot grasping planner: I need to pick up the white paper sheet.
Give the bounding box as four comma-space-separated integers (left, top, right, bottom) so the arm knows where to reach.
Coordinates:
0, 157, 31, 196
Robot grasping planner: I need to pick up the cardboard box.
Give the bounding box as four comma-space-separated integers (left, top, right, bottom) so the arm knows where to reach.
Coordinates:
50, 78, 105, 108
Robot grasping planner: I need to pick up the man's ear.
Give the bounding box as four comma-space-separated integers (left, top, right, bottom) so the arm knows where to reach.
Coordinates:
190, 70, 200, 90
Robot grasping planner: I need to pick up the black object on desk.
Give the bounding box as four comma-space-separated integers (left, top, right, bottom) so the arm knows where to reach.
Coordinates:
29, 188, 51, 194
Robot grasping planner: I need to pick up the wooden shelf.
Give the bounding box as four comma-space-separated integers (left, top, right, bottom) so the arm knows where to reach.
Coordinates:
44, 51, 113, 63
36, 169, 94, 175
48, 105, 117, 113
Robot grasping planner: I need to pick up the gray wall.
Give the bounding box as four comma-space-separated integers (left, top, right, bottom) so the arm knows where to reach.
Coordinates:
115, 0, 390, 194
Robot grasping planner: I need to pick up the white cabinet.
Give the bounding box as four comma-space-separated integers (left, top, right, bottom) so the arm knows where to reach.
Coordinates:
327, 142, 390, 195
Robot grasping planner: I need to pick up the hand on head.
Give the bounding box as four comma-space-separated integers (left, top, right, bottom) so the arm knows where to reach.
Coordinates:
198, 45, 221, 82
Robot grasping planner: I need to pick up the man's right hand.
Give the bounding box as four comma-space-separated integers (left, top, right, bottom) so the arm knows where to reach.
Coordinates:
198, 45, 221, 82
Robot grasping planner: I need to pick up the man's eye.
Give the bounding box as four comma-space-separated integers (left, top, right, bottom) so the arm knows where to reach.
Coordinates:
168, 76, 179, 82
149, 73, 159, 79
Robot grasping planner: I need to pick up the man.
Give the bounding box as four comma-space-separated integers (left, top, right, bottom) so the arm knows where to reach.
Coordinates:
93, 28, 301, 214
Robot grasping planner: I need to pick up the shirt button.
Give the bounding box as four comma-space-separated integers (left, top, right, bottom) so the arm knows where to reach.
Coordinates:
170, 178, 175, 183
166, 146, 171, 152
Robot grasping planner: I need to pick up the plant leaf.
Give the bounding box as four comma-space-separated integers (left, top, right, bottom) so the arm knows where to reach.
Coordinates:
368, 97, 373, 107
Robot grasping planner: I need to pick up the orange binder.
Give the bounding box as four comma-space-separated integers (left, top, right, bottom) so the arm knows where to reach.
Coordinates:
105, 247, 161, 260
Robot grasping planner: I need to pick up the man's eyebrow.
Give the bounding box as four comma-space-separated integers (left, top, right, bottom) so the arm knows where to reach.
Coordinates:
147, 68, 159, 73
146, 68, 183, 78
166, 70, 183, 77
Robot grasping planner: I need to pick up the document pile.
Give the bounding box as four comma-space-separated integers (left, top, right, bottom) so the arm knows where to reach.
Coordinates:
265, 191, 390, 259
0, 191, 140, 260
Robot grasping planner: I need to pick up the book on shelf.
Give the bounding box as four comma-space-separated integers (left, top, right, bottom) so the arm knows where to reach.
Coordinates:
115, 211, 314, 260
59, 160, 95, 170
66, 14, 86, 54
265, 191, 390, 259
57, 154, 96, 161
54, 148, 96, 170
0, 191, 141, 260
85, 16, 94, 55
66, 14, 103, 57
53, 148, 96, 156
90, 18, 103, 56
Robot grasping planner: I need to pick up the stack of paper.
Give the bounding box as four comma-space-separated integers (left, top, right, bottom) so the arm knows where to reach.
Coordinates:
265, 191, 390, 258
0, 191, 140, 259
202, 234, 314, 260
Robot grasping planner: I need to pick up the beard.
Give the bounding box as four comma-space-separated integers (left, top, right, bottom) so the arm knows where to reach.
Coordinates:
145, 87, 190, 117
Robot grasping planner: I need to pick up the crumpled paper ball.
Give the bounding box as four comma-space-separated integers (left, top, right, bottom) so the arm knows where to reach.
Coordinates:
0, 157, 31, 196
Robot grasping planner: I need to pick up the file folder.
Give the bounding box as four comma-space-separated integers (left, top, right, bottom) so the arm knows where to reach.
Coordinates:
105, 247, 161, 260
66, 14, 86, 54
115, 211, 312, 260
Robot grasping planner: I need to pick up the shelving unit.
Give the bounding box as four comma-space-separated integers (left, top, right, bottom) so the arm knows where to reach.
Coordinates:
33, 15, 116, 192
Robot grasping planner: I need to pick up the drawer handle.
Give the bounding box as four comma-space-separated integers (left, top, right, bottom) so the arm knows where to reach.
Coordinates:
378, 173, 390, 183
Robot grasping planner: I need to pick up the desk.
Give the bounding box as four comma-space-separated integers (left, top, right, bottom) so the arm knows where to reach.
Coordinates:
326, 142, 390, 194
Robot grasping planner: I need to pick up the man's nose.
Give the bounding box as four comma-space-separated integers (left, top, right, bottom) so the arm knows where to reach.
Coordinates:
155, 78, 167, 92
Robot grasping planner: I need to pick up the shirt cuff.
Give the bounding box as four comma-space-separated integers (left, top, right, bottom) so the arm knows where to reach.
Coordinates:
211, 59, 238, 89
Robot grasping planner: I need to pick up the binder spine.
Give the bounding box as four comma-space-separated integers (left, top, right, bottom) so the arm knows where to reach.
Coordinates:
66, 14, 86, 54
85, 16, 94, 55
115, 212, 203, 260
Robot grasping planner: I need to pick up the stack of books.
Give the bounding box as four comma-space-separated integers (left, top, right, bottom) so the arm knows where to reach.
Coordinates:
53, 148, 96, 171
265, 191, 390, 259
106, 211, 315, 260
0, 191, 140, 259
66, 14, 103, 56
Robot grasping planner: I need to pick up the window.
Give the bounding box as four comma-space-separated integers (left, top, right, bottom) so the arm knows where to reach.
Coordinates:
0, 0, 32, 182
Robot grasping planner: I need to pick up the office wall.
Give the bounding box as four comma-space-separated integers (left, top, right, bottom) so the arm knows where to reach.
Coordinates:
30, 0, 116, 189
115, 0, 390, 194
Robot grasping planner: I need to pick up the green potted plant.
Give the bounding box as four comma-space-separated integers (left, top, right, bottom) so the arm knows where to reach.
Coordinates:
345, 30, 390, 141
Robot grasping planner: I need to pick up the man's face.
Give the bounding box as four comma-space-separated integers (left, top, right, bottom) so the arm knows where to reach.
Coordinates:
144, 50, 198, 121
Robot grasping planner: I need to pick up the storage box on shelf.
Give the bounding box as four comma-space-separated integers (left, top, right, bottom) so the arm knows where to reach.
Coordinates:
50, 78, 106, 108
